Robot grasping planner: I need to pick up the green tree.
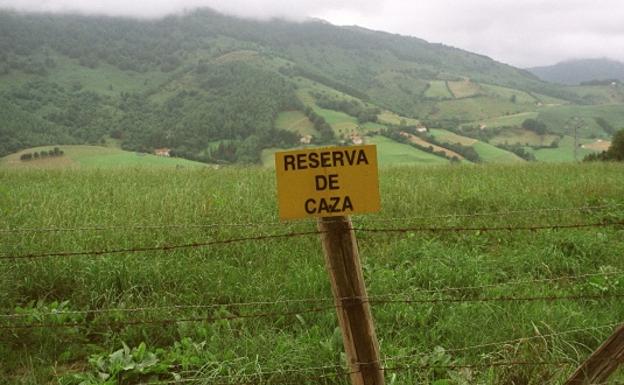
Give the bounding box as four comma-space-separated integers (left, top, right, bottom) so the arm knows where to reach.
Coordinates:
606, 129, 624, 161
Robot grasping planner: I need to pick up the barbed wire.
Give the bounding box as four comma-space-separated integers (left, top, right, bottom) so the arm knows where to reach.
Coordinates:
136, 363, 348, 385
129, 326, 624, 385
0, 230, 323, 260
135, 359, 575, 385
372, 270, 622, 298
2, 203, 620, 234
382, 322, 622, 363
354, 203, 623, 224
368, 292, 624, 305
0, 304, 337, 330
2, 270, 619, 319
3, 292, 624, 330
0, 297, 335, 319
2, 220, 622, 261
354, 220, 624, 235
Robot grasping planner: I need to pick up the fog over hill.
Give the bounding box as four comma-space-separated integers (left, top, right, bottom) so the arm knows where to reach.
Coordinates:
528, 58, 624, 85
1, 8, 623, 165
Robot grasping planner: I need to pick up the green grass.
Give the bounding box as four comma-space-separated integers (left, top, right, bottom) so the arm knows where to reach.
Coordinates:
470, 111, 539, 129
532, 136, 598, 162
368, 135, 449, 165
275, 111, 317, 136
424, 80, 452, 99
447, 80, 481, 98
489, 128, 559, 147
430, 96, 534, 122
537, 104, 624, 138
260, 147, 284, 168
361, 121, 387, 132
1, 164, 624, 385
480, 83, 538, 104
568, 84, 624, 104
429, 128, 478, 146
429, 128, 523, 162
0, 145, 207, 170
377, 110, 420, 126
472, 141, 524, 163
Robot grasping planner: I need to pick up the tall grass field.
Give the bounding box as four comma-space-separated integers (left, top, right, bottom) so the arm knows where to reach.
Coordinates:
1, 163, 624, 385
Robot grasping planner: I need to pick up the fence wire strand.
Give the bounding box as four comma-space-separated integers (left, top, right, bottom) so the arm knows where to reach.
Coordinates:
3, 292, 624, 330
2, 220, 622, 261
1, 269, 619, 319
2, 203, 621, 234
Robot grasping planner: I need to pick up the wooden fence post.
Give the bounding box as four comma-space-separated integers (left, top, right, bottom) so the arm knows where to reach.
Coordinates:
318, 215, 385, 385
564, 324, 624, 385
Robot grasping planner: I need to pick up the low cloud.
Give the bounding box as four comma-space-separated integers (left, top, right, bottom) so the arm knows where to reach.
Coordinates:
1, 0, 623, 67
0, 0, 377, 20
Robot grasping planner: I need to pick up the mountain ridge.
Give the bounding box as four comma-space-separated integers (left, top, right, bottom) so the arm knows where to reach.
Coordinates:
528, 58, 624, 85
0, 8, 622, 164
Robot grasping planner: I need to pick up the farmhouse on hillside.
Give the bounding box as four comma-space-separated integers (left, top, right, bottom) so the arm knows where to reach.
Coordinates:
154, 148, 171, 157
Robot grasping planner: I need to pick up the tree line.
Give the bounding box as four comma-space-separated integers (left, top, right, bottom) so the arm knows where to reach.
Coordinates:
20, 147, 64, 161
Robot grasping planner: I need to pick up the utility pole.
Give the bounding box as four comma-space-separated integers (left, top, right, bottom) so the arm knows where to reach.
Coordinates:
567, 117, 583, 162
574, 123, 578, 162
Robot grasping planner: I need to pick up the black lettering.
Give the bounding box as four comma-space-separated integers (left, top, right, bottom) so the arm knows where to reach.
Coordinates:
342, 196, 353, 212
318, 198, 330, 213
332, 151, 344, 167
345, 150, 356, 165
309, 152, 319, 168
320, 151, 331, 167
315, 175, 328, 190
297, 153, 307, 169
330, 197, 340, 212
305, 198, 316, 214
284, 155, 296, 171
328, 174, 339, 190
356, 150, 369, 165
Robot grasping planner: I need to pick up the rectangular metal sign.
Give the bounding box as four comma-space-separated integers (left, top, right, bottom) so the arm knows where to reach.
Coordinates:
275, 145, 380, 220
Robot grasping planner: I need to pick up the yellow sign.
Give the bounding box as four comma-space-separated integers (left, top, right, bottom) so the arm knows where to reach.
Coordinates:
275, 145, 380, 220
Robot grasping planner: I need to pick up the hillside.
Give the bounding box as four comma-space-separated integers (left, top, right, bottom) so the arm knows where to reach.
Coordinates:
0, 9, 622, 164
528, 58, 624, 85
0, 145, 208, 169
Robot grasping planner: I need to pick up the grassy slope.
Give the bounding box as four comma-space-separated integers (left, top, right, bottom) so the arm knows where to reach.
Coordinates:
424, 81, 452, 99
489, 128, 560, 147
1, 164, 624, 384
470, 111, 539, 128
428, 96, 534, 122
472, 141, 524, 162
447, 80, 481, 98
531, 136, 597, 162
368, 135, 449, 165
537, 104, 624, 137
428, 128, 523, 162
275, 111, 317, 136
480, 83, 539, 104
0, 145, 206, 169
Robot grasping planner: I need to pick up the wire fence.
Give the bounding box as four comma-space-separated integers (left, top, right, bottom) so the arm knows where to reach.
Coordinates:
2, 219, 622, 261
1, 203, 621, 234
3, 292, 624, 330
2, 269, 618, 319
3, 205, 624, 384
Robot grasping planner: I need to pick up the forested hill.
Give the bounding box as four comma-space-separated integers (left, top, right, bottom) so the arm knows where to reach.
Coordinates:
0, 9, 615, 163
528, 58, 624, 85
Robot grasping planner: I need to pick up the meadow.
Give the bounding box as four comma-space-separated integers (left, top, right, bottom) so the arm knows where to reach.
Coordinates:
0, 145, 206, 170
1, 163, 624, 385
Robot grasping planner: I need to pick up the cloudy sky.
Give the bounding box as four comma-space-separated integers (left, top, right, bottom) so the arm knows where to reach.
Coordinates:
1, 0, 623, 68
